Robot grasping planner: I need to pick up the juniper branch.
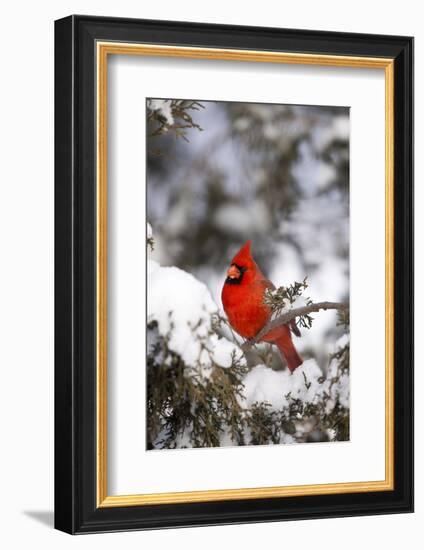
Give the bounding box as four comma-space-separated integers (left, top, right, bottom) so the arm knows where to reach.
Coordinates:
242, 301, 348, 351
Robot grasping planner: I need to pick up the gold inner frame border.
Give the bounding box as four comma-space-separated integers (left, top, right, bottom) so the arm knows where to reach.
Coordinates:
96, 42, 394, 508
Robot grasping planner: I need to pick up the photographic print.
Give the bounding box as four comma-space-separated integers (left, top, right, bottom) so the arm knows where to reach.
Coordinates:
55, 18, 413, 533
146, 98, 350, 450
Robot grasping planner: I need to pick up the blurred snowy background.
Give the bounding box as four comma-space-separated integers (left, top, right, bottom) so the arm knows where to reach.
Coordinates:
147, 99, 349, 370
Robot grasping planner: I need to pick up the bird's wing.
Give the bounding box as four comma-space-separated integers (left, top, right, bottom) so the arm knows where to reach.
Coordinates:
255, 278, 275, 293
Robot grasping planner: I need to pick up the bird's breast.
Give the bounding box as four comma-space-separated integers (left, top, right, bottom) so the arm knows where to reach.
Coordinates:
221, 281, 271, 339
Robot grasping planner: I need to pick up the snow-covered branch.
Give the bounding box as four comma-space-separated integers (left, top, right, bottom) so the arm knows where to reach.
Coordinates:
242, 301, 348, 351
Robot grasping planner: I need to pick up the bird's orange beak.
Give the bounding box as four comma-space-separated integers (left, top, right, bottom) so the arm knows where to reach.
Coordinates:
227, 265, 241, 279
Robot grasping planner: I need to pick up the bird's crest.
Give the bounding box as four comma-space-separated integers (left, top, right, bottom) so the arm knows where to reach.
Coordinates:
231, 240, 253, 267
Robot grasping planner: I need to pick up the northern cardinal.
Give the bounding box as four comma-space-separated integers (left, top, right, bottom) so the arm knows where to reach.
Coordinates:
221, 240, 303, 372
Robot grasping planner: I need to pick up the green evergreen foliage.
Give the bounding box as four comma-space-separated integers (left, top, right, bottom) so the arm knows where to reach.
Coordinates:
147, 320, 249, 449
263, 278, 314, 329
147, 99, 204, 141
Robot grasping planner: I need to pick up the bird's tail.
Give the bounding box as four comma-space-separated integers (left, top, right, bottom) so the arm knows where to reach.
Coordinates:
275, 334, 303, 373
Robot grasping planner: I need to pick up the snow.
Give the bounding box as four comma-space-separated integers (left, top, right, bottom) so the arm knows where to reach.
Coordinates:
148, 264, 217, 366
211, 335, 244, 368
148, 259, 244, 371
147, 99, 174, 126
241, 353, 349, 420
241, 359, 326, 410
147, 222, 153, 239
148, 224, 249, 375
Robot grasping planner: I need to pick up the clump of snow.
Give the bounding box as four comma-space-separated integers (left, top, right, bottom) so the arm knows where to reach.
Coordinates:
240, 359, 325, 410
241, 346, 349, 421
147, 222, 153, 239
211, 335, 244, 368
148, 261, 244, 371
147, 99, 174, 127
148, 265, 217, 366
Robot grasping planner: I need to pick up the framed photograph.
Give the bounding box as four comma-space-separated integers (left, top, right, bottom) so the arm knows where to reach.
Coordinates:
54, 15, 413, 534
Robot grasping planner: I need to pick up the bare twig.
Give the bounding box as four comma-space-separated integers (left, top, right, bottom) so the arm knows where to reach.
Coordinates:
242, 301, 348, 352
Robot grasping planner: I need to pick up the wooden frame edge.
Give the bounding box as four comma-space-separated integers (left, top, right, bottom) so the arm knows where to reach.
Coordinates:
95, 42, 395, 508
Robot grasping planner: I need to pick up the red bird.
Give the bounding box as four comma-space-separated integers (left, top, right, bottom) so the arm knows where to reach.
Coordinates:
221, 240, 303, 372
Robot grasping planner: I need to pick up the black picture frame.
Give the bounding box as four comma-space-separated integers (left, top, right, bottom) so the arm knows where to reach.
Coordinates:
55, 15, 414, 534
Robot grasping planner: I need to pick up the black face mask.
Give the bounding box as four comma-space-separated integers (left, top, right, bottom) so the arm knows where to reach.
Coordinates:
225, 264, 247, 285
